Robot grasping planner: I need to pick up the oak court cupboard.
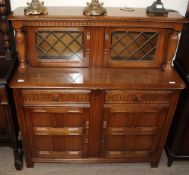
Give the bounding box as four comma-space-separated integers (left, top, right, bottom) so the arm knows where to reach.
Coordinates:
8, 6, 187, 168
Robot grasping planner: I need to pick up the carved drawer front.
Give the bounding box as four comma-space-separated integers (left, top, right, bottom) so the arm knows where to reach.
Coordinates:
24, 106, 89, 159
22, 90, 91, 105
105, 90, 173, 104
101, 104, 168, 159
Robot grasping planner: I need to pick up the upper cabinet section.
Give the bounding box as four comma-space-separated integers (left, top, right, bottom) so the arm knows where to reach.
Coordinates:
9, 7, 187, 72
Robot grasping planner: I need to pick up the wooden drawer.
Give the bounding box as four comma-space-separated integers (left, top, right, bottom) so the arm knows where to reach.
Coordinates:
105, 90, 173, 104
22, 90, 91, 106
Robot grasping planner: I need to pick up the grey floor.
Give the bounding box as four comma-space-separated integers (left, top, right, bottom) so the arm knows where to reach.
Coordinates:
0, 147, 189, 175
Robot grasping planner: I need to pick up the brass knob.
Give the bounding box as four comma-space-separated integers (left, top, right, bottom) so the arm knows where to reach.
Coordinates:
134, 96, 142, 102
53, 96, 58, 101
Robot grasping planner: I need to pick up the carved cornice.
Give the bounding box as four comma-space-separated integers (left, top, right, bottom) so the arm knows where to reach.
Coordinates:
16, 20, 182, 30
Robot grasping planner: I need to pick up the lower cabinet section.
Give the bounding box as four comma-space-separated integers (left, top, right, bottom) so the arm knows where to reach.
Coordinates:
13, 89, 179, 167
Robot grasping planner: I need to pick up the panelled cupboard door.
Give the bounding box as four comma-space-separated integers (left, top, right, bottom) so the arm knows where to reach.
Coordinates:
24, 106, 90, 159
103, 28, 166, 68
26, 27, 91, 67
101, 104, 169, 159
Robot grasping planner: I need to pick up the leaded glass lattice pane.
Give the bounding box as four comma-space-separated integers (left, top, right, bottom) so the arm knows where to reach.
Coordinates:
110, 31, 158, 61
36, 30, 83, 61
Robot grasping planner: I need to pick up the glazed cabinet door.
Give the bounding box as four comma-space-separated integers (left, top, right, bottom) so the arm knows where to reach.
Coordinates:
26, 27, 91, 67
101, 104, 169, 160
103, 28, 166, 68
24, 106, 90, 159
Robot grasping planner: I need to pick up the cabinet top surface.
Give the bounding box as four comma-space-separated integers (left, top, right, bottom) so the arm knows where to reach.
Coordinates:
9, 7, 186, 23
9, 67, 185, 90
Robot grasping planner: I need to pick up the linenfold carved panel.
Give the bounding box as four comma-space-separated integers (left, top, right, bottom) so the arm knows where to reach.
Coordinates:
22, 90, 90, 105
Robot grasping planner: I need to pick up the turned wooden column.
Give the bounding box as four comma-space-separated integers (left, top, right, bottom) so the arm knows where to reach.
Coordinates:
162, 31, 179, 72
15, 28, 28, 72
0, 0, 12, 58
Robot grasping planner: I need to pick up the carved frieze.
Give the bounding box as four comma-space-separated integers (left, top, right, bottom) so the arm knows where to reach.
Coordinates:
19, 20, 180, 30
105, 90, 173, 104
22, 90, 91, 105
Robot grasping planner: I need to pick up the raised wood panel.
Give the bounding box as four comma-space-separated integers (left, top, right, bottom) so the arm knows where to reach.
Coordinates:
106, 135, 154, 151
31, 112, 84, 127
37, 151, 82, 159
33, 127, 83, 136
22, 90, 90, 106
105, 90, 173, 104
34, 136, 83, 151
105, 151, 150, 159
106, 127, 158, 136
106, 112, 160, 127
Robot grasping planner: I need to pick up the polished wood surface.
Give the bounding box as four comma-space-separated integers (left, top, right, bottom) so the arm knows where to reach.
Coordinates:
9, 6, 186, 168
9, 67, 185, 89
10, 7, 186, 23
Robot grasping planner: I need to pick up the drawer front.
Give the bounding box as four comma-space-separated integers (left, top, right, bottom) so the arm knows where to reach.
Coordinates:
22, 90, 91, 105
105, 90, 173, 104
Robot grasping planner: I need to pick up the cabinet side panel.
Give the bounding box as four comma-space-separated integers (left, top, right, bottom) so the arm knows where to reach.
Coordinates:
13, 89, 34, 167
151, 91, 181, 167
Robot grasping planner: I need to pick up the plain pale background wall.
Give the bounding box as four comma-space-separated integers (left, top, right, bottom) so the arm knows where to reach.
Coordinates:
11, 0, 188, 16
